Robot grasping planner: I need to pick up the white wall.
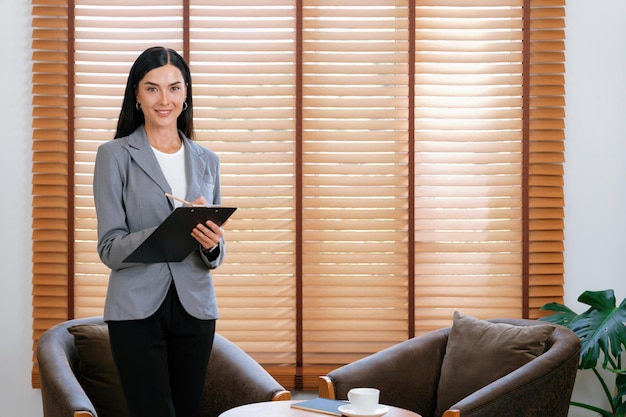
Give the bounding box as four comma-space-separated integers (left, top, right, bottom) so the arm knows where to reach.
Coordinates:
563, 1, 626, 415
563, 1, 626, 301
0, 1, 43, 416
1, 1, 624, 417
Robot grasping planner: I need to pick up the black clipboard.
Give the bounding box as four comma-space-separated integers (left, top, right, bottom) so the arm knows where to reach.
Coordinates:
123, 206, 237, 263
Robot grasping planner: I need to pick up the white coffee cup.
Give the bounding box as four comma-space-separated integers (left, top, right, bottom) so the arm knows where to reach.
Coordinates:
347, 387, 380, 414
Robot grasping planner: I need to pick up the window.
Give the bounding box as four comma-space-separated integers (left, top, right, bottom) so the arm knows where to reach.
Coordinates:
31, 0, 566, 389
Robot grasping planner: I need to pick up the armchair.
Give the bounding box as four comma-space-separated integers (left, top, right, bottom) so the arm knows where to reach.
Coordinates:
37, 316, 290, 417
319, 317, 580, 417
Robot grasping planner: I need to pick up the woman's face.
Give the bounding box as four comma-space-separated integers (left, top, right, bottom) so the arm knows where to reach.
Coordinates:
135, 64, 187, 132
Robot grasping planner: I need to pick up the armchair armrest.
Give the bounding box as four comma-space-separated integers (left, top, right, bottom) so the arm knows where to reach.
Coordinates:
201, 334, 290, 417
320, 329, 450, 417
442, 325, 580, 417
37, 320, 98, 417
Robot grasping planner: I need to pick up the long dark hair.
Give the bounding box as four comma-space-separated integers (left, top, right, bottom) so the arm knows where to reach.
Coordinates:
114, 46, 194, 139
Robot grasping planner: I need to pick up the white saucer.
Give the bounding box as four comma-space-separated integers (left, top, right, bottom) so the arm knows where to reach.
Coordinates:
337, 404, 390, 417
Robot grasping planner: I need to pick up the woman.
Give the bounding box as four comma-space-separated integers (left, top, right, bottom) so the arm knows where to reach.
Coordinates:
93, 46, 224, 417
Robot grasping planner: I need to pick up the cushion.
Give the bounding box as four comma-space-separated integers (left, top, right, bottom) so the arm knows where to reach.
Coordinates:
435, 311, 555, 417
68, 323, 130, 417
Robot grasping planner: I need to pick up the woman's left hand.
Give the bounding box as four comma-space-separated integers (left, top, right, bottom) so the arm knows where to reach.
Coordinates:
189, 196, 224, 251
191, 219, 223, 251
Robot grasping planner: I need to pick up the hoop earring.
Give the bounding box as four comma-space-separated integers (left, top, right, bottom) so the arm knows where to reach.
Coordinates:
135, 102, 142, 111
182, 102, 188, 111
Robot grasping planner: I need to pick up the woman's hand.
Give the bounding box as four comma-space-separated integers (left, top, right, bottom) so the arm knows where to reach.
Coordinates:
189, 196, 224, 251
191, 219, 223, 251
189, 196, 209, 207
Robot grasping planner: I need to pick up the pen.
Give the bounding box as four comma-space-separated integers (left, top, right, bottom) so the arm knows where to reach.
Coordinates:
165, 192, 193, 206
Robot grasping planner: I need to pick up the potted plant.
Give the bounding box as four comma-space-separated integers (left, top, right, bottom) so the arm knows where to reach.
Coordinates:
540, 289, 626, 417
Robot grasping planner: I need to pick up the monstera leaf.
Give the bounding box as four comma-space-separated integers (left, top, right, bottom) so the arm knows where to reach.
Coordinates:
541, 289, 626, 370
541, 290, 626, 417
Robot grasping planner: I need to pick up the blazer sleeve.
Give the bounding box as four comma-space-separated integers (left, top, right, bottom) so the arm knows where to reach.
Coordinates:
93, 142, 157, 270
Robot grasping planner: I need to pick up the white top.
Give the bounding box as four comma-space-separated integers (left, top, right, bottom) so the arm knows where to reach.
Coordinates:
152, 141, 187, 207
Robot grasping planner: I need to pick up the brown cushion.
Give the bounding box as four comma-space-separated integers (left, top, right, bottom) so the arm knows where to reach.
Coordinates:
68, 323, 130, 417
435, 311, 555, 416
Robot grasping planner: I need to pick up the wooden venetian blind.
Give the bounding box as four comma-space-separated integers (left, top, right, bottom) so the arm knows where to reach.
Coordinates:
31, 0, 71, 387
413, 1, 527, 329
301, 2, 411, 385
72, 1, 185, 317
525, 0, 566, 316
412, 0, 566, 329
189, 0, 298, 388
32, 0, 566, 390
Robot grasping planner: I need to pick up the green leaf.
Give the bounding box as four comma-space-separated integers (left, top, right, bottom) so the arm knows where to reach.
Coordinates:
541, 290, 626, 417
569, 290, 626, 370
571, 401, 616, 417
539, 302, 578, 326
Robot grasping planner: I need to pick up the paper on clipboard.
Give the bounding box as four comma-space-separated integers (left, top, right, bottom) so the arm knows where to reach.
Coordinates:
123, 206, 237, 263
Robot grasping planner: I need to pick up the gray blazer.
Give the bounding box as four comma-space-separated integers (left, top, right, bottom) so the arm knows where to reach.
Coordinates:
93, 126, 225, 321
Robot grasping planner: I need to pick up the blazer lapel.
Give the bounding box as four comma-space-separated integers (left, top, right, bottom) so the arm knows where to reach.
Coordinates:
126, 126, 171, 194
184, 135, 208, 201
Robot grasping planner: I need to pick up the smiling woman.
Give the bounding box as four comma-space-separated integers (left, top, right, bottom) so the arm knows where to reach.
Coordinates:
31, 0, 567, 391
91, 46, 226, 417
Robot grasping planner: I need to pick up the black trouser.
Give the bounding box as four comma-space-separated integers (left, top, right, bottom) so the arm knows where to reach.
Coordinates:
108, 283, 216, 417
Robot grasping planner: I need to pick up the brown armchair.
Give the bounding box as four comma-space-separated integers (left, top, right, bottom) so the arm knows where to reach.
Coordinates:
37, 316, 290, 417
319, 318, 580, 417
